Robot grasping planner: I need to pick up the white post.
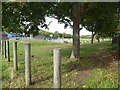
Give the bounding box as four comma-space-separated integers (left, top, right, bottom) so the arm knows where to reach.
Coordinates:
25, 43, 31, 86
53, 48, 62, 89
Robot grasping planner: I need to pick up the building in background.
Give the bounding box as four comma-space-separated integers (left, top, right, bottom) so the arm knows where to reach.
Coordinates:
7, 33, 27, 40
34, 33, 45, 40
0, 31, 8, 40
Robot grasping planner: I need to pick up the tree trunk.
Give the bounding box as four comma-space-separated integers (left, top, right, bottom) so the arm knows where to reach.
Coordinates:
70, 3, 83, 59
70, 50, 75, 59
102, 38, 104, 41
97, 38, 100, 42
91, 31, 96, 44
72, 21, 80, 59
91, 31, 94, 44
112, 34, 114, 44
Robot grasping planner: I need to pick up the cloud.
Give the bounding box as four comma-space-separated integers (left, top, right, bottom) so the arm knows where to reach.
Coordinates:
39, 17, 92, 36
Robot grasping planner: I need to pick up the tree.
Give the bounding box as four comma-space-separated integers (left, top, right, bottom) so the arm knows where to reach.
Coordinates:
54, 31, 60, 37
2, 2, 53, 35
47, 2, 84, 59
39, 30, 51, 37
82, 3, 118, 44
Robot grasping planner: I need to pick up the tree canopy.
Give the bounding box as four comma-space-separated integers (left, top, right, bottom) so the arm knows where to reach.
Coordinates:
2, 2, 54, 35
82, 3, 118, 42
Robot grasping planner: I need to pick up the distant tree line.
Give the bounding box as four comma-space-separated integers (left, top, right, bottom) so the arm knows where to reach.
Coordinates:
39, 30, 73, 38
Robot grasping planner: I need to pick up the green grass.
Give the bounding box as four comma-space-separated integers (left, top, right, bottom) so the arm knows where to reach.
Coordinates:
1, 40, 119, 88
83, 68, 118, 88
80, 38, 110, 43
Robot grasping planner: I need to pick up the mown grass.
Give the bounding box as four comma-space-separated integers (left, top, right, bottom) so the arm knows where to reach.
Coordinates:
1, 40, 119, 88
83, 68, 118, 88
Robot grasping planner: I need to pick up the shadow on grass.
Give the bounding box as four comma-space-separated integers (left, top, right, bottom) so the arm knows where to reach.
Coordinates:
31, 75, 53, 85
63, 51, 119, 73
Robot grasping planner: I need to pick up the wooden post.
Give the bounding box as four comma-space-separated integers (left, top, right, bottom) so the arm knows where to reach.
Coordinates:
2, 40, 5, 56
7, 41, 10, 62
13, 42, 18, 71
1, 40, 4, 55
4, 41, 7, 58
0, 41, 1, 89
53, 48, 62, 89
0, 40, 2, 52
25, 43, 31, 86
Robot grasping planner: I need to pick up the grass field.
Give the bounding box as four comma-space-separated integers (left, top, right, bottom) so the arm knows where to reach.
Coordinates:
1, 40, 119, 88
80, 38, 110, 43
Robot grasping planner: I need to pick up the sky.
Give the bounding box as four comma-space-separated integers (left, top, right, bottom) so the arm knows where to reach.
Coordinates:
38, 17, 92, 36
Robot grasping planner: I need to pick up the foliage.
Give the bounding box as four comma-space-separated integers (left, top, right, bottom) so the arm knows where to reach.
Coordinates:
39, 30, 72, 38
81, 35, 91, 39
39, 30, 52, 37
2, 2, 119, 58
2, 2, 54, 35
54, 31, 61, 37
82, 2, 118, 36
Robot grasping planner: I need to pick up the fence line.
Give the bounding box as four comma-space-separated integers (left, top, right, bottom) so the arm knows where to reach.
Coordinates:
2, 40, 63, 88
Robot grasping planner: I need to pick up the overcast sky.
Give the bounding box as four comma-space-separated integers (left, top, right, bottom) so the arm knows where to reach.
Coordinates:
38, 17, 92, 36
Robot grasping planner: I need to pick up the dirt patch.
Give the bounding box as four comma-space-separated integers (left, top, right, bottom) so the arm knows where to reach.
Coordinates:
90, 51, 119, 68
72, 70, 93, 87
